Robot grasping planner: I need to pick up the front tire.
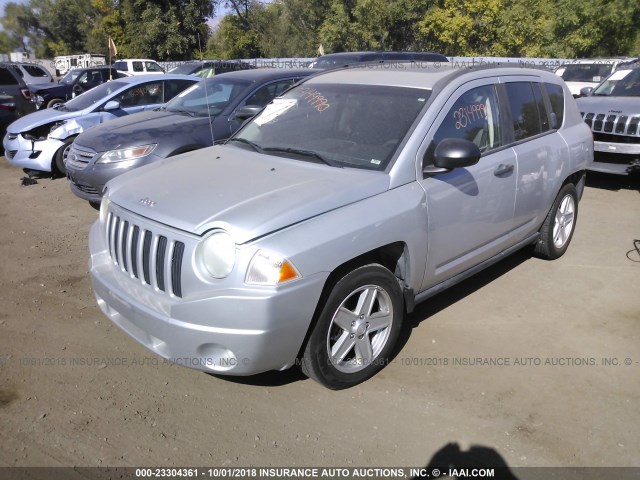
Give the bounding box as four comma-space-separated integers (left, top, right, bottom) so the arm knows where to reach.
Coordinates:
534, 184, 578, 260
53, 136, 75, 177
301, 264, 403, 389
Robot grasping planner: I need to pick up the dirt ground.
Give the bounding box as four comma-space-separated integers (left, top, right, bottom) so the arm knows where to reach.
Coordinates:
0, 160, 638, 472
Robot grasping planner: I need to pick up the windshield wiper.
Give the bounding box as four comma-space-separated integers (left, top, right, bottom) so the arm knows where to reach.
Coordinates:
228, 137, 264, 153
262, 146, 342, 168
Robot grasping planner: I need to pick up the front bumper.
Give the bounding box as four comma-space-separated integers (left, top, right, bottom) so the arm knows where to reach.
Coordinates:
3, 132, 64, 172
591, 141, 640, 175
89, 220, 328, 376
594, 140, 640, 156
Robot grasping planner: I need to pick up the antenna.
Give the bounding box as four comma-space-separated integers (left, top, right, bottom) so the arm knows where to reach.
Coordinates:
198, 33, 216, 147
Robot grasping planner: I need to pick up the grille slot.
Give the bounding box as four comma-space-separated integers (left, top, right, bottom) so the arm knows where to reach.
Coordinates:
593, 114, 605, 131
583, 113, 640, 141
615, 116, 628, 134
106, 212, 185, 297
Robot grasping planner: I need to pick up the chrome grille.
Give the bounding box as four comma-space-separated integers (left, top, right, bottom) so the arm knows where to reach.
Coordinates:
581, 112, 640, 139
67, 145, 96, 170
106, 211, 185, 297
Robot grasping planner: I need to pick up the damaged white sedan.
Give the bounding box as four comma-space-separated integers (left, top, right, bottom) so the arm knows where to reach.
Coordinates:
2, 74, 197, 176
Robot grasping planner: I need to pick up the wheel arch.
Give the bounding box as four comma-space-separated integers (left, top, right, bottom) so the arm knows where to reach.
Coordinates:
563, 169, 586, 200
52, 134, 77, 176
295, 241, 410, 360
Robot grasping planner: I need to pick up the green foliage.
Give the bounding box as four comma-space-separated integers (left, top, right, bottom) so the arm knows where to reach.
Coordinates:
0, 0, 638, 59
417, 0, 504, 56
206, 14, 261, 59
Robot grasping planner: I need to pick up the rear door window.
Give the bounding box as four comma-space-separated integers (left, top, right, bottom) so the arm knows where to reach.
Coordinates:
545, 82, 565, 128
23, 65, 50, 78
0, 66, 19, 84
163, 79, 197, 102
504, 82, 546, 141
116, 82, 163, 107
244, 79, 298, 107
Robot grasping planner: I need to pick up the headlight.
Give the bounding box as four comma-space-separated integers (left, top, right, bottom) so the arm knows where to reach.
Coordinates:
96, 144, 156, 164
99, 195, 110, 223
199, 231, 236, 279
245, 250, 300, 286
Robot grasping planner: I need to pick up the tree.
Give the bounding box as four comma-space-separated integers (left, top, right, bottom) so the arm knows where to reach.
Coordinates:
122, 0, 213, 60
207, 13, 262, 58
544, 0, 640, 57
417, 0, 505, 56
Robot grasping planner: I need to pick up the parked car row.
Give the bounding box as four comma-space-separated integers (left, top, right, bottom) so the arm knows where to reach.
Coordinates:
3, 74, 199, 175
67, 68, 312, 206
7, 53, 638, 388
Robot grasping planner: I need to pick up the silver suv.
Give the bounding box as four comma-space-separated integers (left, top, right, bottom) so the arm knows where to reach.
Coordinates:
89, 64, 593, 389
576, 60, 640, 175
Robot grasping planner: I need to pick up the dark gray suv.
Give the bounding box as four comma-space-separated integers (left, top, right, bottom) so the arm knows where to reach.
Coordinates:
0, 63, 37, 141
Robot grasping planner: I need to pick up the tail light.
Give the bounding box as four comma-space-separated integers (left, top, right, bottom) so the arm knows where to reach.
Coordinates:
0, 102, 16, 111
19, 88, 31, 100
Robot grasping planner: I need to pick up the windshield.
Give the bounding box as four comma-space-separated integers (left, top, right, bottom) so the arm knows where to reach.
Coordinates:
169, 63, 201, 75
60, 69, 83, 85
61, 80, 127, 111
560, 63, 614, 82
165, 77, 250, 116
593, 69, 640, 97
231, 83, 430, 171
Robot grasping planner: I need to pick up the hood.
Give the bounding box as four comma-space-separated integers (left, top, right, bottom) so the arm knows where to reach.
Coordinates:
74, 110, 215, 152
6, 107, 79, 133
576, 96, 640, 117
106, 144, 390, 242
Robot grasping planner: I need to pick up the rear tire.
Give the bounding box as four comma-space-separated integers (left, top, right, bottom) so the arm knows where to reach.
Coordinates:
47, 98, 63, 108
300, 264, 403, 389
534, 184, 578, 260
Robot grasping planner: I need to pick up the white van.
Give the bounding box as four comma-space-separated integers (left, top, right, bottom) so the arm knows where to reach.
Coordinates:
112, 59, 164, 76
54, 54, 106, 76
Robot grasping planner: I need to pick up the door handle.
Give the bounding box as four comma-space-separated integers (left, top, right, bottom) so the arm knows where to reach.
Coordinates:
494, 164, 514, 176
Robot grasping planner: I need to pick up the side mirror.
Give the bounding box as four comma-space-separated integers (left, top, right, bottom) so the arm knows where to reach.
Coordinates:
579, 87, 594, 97
103, 100, 120, 111
423, 138, 481, 175
234, 105, 262, 121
